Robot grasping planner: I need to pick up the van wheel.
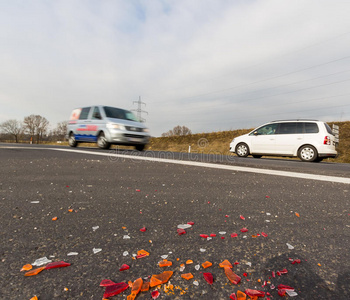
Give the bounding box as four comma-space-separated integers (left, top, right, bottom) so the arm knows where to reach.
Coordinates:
68, 133, 77, 147
235, 143, 249, 157
135, 144, 145, 151
97, 132, 111, 149
298, 145, 317, 162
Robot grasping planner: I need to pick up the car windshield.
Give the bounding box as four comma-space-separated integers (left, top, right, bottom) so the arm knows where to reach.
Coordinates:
103, 106, 139, 122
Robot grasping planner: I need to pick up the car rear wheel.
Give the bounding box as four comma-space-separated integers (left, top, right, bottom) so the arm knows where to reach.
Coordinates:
235, 143, 249, 157
68, 133, 77, 147
97, 132, 111, 149
298, 145, 318, 162
135, 144, 145, 151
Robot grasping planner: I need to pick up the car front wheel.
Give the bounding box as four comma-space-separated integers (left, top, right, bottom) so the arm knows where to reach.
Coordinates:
97, 132, 111, 149
298, 145, 318, 162
68, 133, 77, 147
235, 143, 249, 157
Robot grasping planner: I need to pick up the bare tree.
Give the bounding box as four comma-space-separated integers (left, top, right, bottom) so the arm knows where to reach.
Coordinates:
51, 121, 68, 141
0, 119, 23, 143
162, 125, 192, 137
23, 115, 50, 143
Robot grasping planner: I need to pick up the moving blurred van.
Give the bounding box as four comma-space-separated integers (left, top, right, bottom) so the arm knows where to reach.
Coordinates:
67, 105, 150, 150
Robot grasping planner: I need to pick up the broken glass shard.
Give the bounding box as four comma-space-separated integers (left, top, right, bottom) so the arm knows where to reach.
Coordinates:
237, 290, 247, 300
286, 243, 294, 249
193, 280, 199, 286
150, 271, 173, 287
203, 272, 214, 285
103, 282, 129, 298
202, 261, 212, 269
200, 248, 206, 252
45, 261, 71, 270
24, 266, 46, 276
21, 264, 33, 272
92, 226, 99, 231
123, 251, 129, 256
32, 257, 52, 266
123, 235, 131, 239
224, 267, 241, 284
119, 264, 130, 271
151, 290, 160, 299
195, 264, 200, 270
181, 273, 193, 280
219, 260, 233, 268
177, 228, 186, 235
230, 292, 237, 300
100, 279, 115, 286
245, 289, 265, 297
177, 224, 192, 229
93, 248, 102, 254
219, 231, 226, 235
141, 282, 150, 292
67, 252, 78, 256
159, 259, 172, 267
286, 290, 298, 297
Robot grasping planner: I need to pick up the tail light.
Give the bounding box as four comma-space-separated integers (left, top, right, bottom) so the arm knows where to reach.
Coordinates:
323, 136, 331, 145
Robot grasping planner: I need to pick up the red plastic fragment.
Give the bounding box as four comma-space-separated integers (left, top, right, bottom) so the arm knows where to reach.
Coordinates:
187, 221, 195, 225
45, 261, 71, 270
224, 267, 241, 284
292, 259, 301, 264
271, 271, 275, 278
151, 290, 160, 299
200, 234, 209, 238
210, 233, 216, 237
103, 282, 129, 298
203, 272, 214, 285
240, 215, 245, 220
279, 268, 288, 274
245, 289, 265, 297
231, 233, 238, 238
230, 293, 237, 300
177, 228, 186, 235
140, 227, 147, 232
240, 228, 248, 233
225, 215, 229, 218
119, 264, 130, 271
221, 236, 225, 239
278, 284, 294, 291
261, 232, 268, 237
100, 279, 115, 286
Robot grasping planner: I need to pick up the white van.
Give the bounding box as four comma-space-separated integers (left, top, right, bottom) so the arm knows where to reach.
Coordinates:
67, 106, 150, 150
229, 120, 337, 162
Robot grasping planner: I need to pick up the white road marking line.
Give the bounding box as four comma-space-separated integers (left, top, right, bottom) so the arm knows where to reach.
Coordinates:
2, 146, 350, 184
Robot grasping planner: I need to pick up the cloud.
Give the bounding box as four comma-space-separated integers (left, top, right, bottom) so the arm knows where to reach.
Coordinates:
0, 0, 350, 136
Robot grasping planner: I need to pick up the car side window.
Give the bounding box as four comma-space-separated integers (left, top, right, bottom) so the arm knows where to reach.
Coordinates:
79, 107, 91, 120
304, 122, 319, 133
92, 107, 102, 120
277, 122, 297, 134
253, 124, 278, 135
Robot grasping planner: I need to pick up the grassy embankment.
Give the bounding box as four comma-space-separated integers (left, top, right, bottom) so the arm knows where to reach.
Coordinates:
147, 121, 350, 163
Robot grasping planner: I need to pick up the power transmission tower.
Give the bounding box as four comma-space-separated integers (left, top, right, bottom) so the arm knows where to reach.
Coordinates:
132, 96, 148, 122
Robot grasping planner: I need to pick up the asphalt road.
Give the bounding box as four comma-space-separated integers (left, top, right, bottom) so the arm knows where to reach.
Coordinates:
0, 144, 349, 299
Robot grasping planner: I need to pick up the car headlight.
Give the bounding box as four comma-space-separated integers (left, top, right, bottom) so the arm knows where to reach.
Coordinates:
107, 123, 125, 130
143, 128, 150, 133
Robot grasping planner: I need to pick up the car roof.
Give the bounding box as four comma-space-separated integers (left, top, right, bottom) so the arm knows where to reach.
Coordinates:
269, 119, 320, 123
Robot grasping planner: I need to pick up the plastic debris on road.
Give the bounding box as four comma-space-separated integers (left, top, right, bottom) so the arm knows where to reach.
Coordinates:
32, 257, 52, 266
203, 272, 214, 285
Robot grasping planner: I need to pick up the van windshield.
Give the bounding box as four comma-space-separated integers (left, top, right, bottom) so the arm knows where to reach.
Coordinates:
103, 106, 139, 122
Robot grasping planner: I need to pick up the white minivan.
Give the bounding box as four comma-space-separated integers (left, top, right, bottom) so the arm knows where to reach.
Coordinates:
67, 105, 150, 150
229, 120, 337, 162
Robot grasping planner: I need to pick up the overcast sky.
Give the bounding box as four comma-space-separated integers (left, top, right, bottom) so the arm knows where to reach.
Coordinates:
1, 0, 350, 136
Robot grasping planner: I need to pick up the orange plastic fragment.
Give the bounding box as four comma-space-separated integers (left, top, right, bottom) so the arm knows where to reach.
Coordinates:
52, 216, 58, 221
185, 260, 193, 264
219, 259, 233, 268
237, 290, 247, 300
21, 264, 33, 271
295, 212, 300, 217
30, 297, 38, 300
136, 249, 150, 259
181, 273, 194, 280
24, 266, 45, 276
127, 278, 143, 300
150, 271, 173, 287
68, 209, 73, 212
224, 267, 241, 284
159, 259, 172, 267
202, 261, 212, 269
141, 281, 150, 292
